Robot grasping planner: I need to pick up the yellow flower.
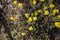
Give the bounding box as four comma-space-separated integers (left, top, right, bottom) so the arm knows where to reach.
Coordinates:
54, 22, 60, 28
32, 0, 37, 5
44, 10, 49, 15
52, 9, 59, 16
25, 13, 29, 18
57, 15, 60, 19
53, 9, 57, 14
34, 12, 38, 16
40, 0, 45, 2
10, 16, 15, 21
13, 0, 18, 5
49, 4, 55, 9
18, 3, 23, 8
21, 32, 26, 36
57, 9, 59, 13
29, 26, 33, 31
33, 17, 37, 21
37, 9, 42, 13
43, 6, 47, 9
27, 17, 32, 23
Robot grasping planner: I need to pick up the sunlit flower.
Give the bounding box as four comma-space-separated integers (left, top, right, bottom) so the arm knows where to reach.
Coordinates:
21, 32, 26, 36
10, 16, 15, 21
54, 22, 60, 28
18, 3, 23, 8
27, 17, 32, 23
49, 4, 55, 9
13, 0, 18, 5
32, 0, 37, 5
29, 26, 33, 31
33, 17, 37, 21
40, 0, 45, 2
44, 10, 49, 15
37, 9, 42, 13
25, 13, 29, 18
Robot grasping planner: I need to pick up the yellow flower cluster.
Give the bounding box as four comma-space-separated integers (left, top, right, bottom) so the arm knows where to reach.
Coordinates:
27, 17, 37, 23
54, 22, 60, 28
13, 0, 23, 8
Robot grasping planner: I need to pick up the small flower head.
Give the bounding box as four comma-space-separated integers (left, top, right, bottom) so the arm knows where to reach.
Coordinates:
37, 9, 42, 13
25, 13, 29, 18
49, 4, 55, 9
57, 9, 59, 13
33, 17, 37, 21
34, 12, 38, 16
54, 22, 60, 28
53, 9, 57, 14
10, 16, 15, 21
27, 17, 32, 23
18, 3, 23, 8
21, 32, 26, 36
44, 10, 49, 15
32, 0, 37, 5
13, 0, 18, 5
43, 6, 48, 9
29, 26, 33, 31
52, 9, 59, 16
